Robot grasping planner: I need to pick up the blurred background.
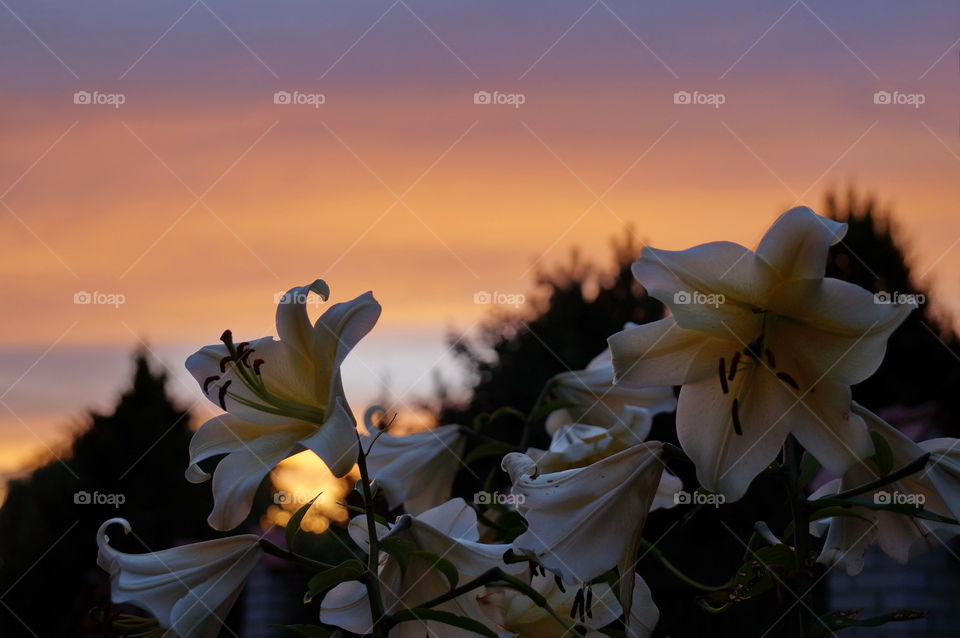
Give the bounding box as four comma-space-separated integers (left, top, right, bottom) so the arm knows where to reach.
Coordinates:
1, 1, 960, 636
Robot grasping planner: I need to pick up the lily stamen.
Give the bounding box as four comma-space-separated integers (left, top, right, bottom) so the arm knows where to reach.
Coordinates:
218, 380, 232, 410
731, 398, 743, 436
202, 375, 220, 394
719, 358, 729, 394
776, 372, 800, 391
728, 351, 741, 381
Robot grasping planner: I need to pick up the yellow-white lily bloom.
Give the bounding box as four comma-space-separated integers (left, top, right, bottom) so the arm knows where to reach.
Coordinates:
320, 499, 523, 637
363, 423, 466, 514
550, 346, 676, 430
609, 207, 913, 501
185, 279, 381, 530
533, 408, 681, 511
97, 518, 262, 638
503, 443, 664, 602
478, 571, 625, 637
810, 404, 960, 575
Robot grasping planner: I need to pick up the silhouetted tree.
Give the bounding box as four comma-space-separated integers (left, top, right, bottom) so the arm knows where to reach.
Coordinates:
436, 191, 960, 637
0, 353, 216, 637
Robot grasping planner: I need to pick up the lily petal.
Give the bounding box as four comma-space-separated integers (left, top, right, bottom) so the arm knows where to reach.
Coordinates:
755, 206, 845, 281
507, 444, 664, 584
97, 518, 262, 638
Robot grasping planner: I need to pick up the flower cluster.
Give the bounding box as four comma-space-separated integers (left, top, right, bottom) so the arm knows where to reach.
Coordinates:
95, 207, 960, 637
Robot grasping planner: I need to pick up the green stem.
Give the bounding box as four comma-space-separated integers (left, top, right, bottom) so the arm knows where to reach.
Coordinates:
816, 452, 931, 502
639, 539, 725, 592
784, 437, 811, 638
356, 435, 389, 638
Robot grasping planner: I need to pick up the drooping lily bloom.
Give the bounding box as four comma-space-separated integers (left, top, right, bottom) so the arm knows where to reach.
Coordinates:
478, 571, 622, 637
363, 423, 466, 514
532, 408, 681, 510
609, 207, 913, 501
503, 443, 664, 602
185, 280, 380, 530
809, 404, 960, 575
550, 346, 676, 429
320, 499, 523, 637
97, 518, 262, 638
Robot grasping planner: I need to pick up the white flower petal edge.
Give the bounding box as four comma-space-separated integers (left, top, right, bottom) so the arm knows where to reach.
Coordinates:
97, 518, 262, 638
809, 404, 960, 575
320, 499, 523, 637
609, 207, 912, 501
185, 280, 379, 530
504, 443, 664, 610
551, 346, 676, 430
478, 572, 622, 636
363, 424, 467, 514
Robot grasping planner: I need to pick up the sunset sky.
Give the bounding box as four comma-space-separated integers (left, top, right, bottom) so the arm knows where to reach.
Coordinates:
2, 0, 959, 479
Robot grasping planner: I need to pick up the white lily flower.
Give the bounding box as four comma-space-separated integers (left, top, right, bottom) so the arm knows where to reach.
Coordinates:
185, 280, 380, 530
363, 424, 467, 514
478, 571, 622, 637
534, 408, 681, 511
609, 207, 913, 501
809, 404, 960, 575
550, 347, 676, 429
96, 518, 262, 638
321, 498, 523, 637
503, 443, 664, 607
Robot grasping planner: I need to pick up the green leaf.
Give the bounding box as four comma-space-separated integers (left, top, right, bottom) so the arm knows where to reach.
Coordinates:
808, 506, 874, 525
798, 451, 821, 488
463, 441, 516, 466
409, 551, 459, 589
827, 496, 959, 525
813, 608, 925, 636
305, 560, 365, 601
870, 430, 894, 476
391, 608, 499, 637
285, 493, 322, 551
381, 536, 414, 571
